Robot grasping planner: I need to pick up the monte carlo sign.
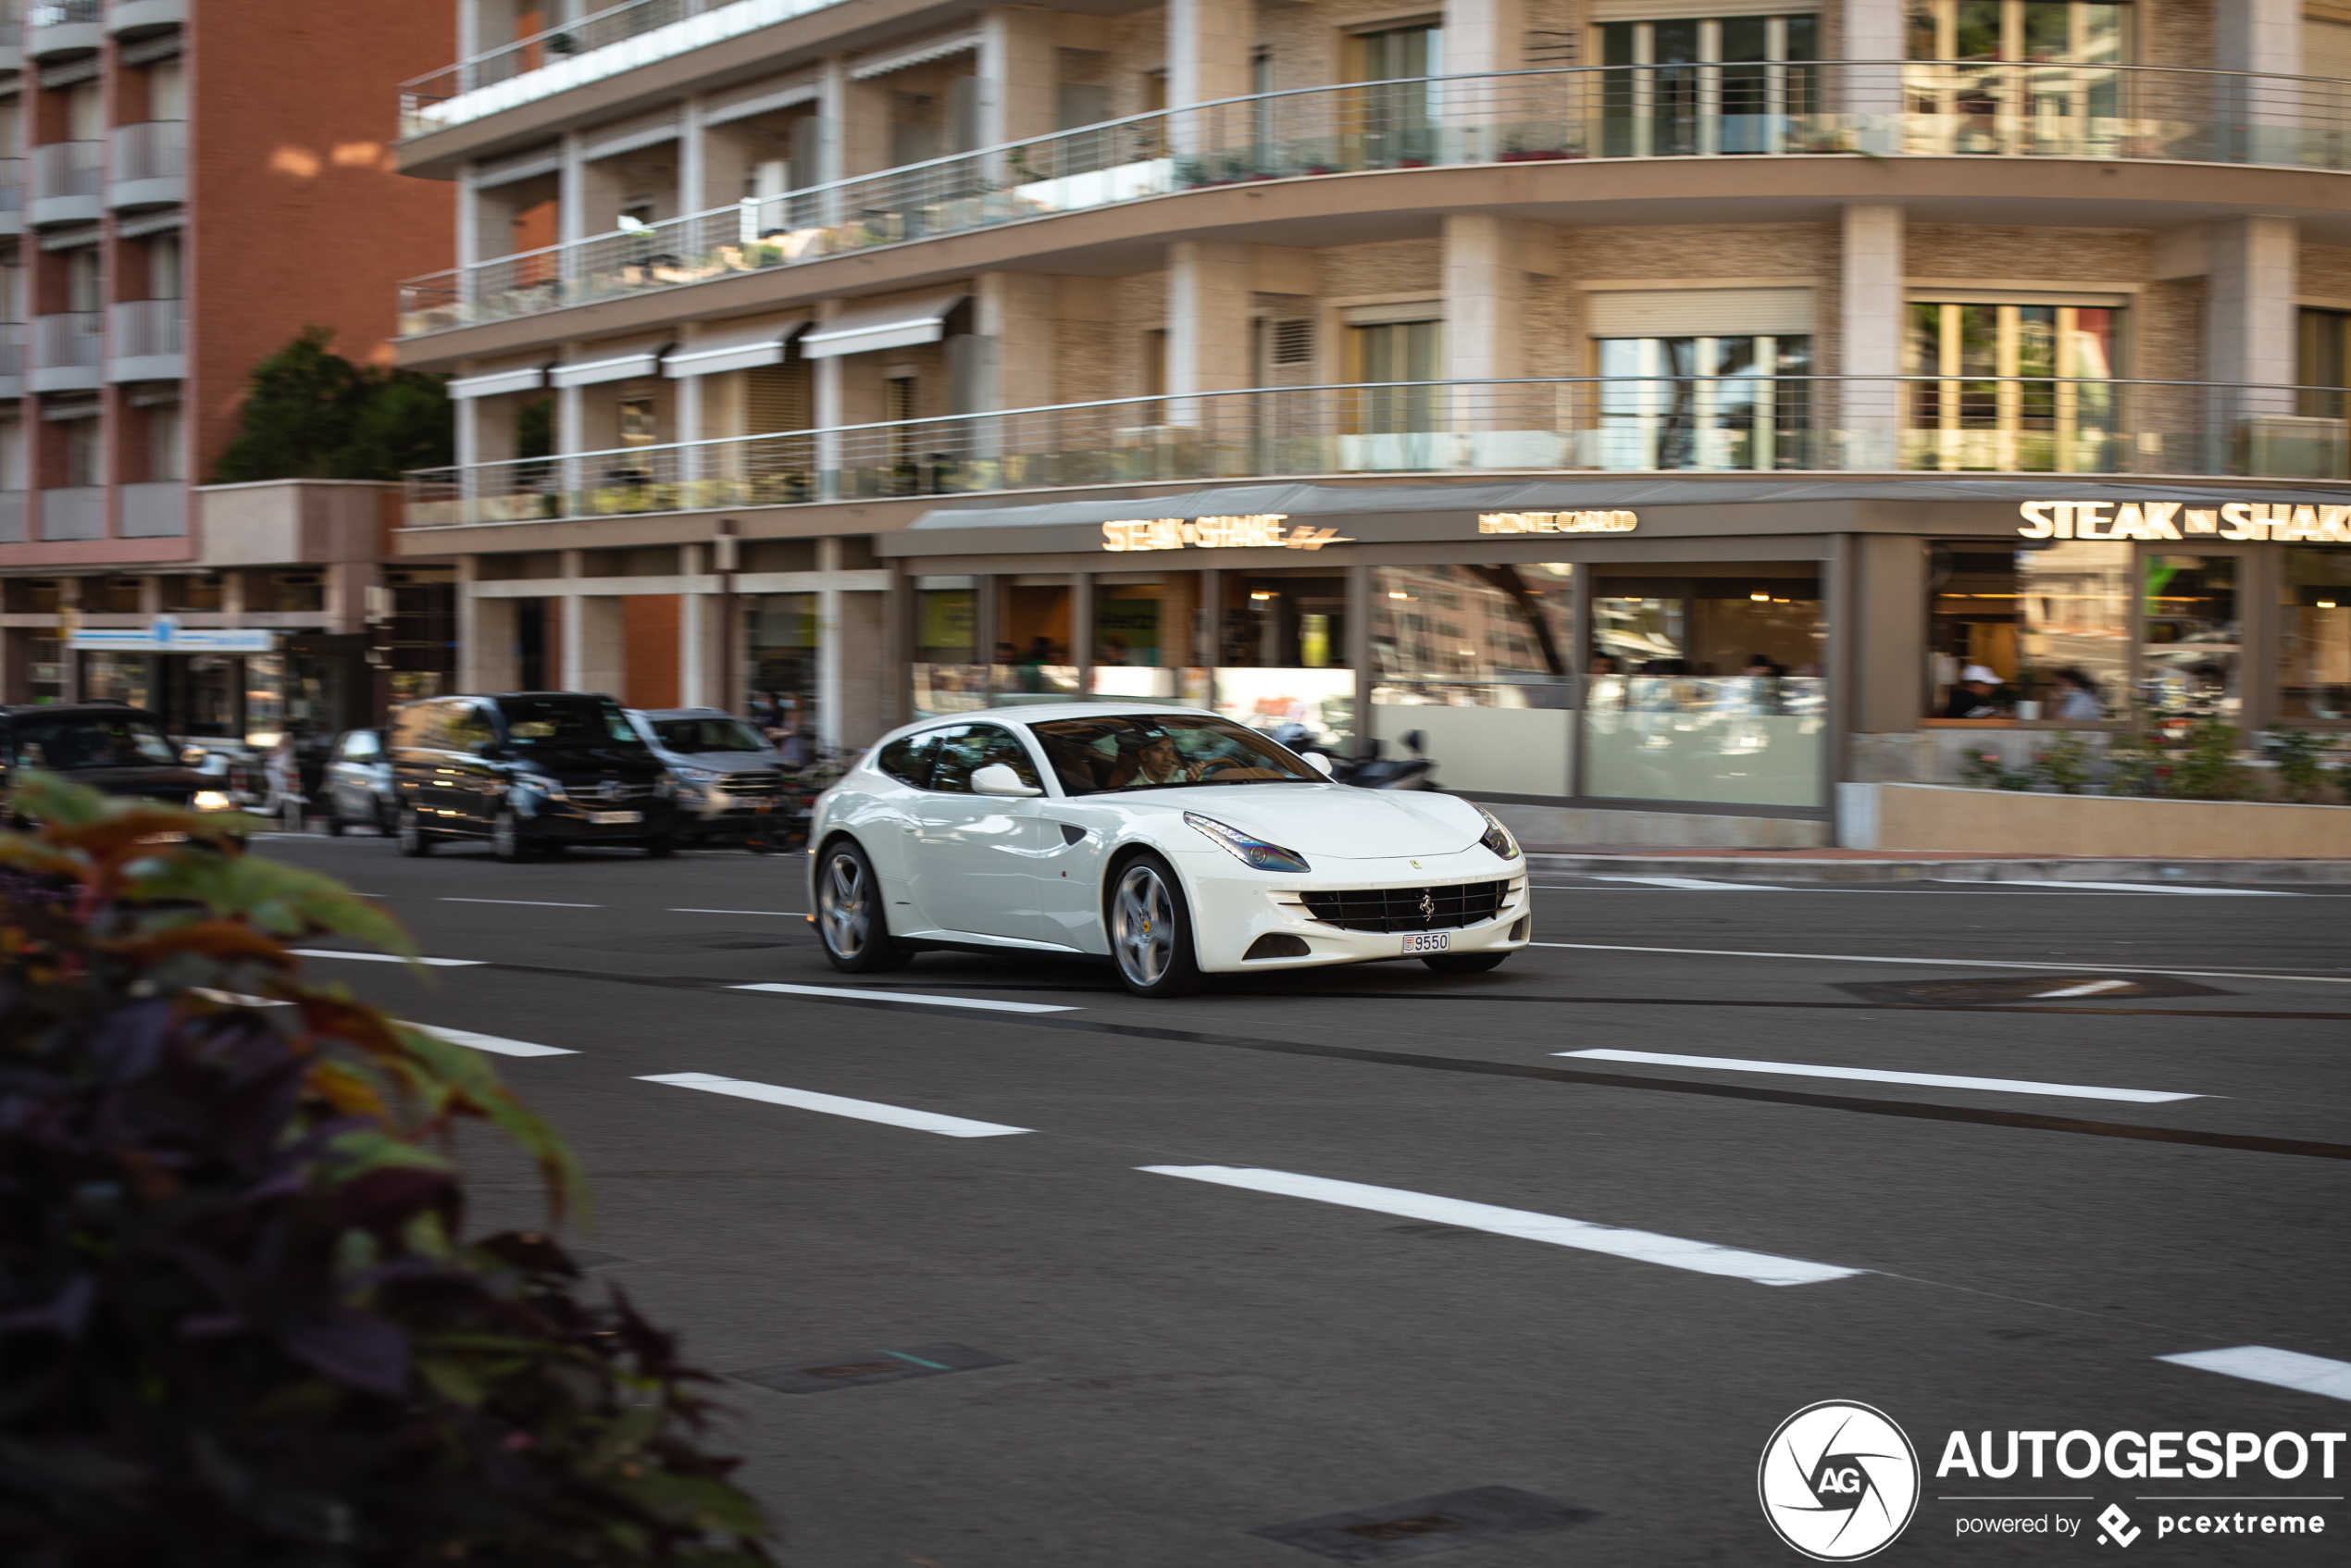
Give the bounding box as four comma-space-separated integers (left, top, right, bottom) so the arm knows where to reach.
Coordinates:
2017, 499, 2351, 541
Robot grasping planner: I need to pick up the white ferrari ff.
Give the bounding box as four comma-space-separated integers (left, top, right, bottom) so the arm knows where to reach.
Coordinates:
804, 703, 1529, 997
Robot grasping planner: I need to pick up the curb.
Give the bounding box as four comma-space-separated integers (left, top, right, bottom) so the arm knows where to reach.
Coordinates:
1523, 854, 2351, 885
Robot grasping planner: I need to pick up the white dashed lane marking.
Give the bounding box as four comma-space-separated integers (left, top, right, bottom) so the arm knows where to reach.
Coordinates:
1138, 1165, 1860, 1287
638, 1072, 1031, 1138
730, 982, 1077, 1014
442, 897, 602, 908
2158, 1347, 2351, 1405
1527, 941, 2351, 985
670, 907, 808, 916
1557, 1049, 2200, 1104
1583, 875, 1785, 891
289, 949, 485, 967
1931, 878, 2303, 897
407, 1024, 577, 1058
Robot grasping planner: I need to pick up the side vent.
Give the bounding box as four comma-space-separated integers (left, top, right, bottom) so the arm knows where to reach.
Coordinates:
1243, 932, 1312, 960
1270, 318, 1313, 365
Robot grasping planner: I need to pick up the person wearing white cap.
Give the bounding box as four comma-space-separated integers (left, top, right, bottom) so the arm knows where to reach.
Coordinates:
1941, 663, 2007, 719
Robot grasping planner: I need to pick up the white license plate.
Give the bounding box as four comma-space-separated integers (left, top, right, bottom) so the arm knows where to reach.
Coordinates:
1402, 931, 1451, 955
587, 810, 641, 825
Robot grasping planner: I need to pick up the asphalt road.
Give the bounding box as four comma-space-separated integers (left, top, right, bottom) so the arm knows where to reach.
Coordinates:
250, 830, 2351, 1567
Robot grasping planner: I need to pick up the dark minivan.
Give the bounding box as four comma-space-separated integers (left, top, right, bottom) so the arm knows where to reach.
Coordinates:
387, 692, 689, 861
0, 703, 224, 811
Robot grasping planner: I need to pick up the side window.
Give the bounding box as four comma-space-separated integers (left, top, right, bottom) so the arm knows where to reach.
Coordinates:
342, 731, 379, 760
443, 703, 495, 752
387, 703, 436, 750
929, 724, 1040, 794
877, 730, 940, 789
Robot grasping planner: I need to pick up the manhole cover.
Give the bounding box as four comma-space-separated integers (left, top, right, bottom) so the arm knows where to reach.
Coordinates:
1250, 1487, 1598, 1562
730, 1341, 1013, 1395
1837, 973, 2226, 1005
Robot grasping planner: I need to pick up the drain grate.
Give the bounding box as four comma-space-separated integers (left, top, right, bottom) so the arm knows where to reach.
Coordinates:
1836, 973, 2227, 1006
1250, 1487, 1598, 1562
730, 1342, 1013, 1395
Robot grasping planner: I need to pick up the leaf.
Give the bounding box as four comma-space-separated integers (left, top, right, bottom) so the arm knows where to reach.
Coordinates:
127, 852, 417, 958
280, 1305, 411, 1399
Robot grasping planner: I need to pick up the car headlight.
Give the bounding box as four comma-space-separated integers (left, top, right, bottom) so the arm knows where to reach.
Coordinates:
518, 777, 565, 800
1184, 811, 1311, 874
1474, 803, 1521, 862
193, 790, 233, 811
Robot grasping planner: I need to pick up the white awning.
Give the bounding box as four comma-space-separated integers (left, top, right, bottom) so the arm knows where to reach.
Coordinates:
449, 364, 548, 399
799, 289, 967, 360
662, 313, 810, 378
552, 335, 672, 388
848, 31, 980, 81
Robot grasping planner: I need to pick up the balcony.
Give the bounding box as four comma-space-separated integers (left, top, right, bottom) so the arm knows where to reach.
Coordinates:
30, 140, 103, 228
108, 297, 182, 381
0, 158, 22, 238
0, 16, 21, 72
38, 486, 104, 542
0, 321, 24, 398
27, 0, 100, 60
109, 120, 183, 209
401, 61, 2351, 337
402, 374, 2351, 529
106, 0, 184, 40
31, 310, 102, 393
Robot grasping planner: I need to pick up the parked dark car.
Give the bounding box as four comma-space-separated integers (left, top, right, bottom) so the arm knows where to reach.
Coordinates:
0, 703, 230, 813
386, 692, 690, 861
623, 707, 790, 850
322, 728, 392, 835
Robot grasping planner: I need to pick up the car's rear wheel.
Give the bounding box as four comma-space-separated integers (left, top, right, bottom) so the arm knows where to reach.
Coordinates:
816, 840, 911, 972
491, 807, 536, 863
1109, 854, 1202, 998
325, 809, 346, 837
1422, 951, 1508, 976
396, 803, 435, 857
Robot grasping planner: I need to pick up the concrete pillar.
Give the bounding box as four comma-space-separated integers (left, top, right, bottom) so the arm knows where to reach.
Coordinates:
1838, 205, 1905, 469
1169, 0, 1252, 106
468, 594, 520, 692
456, 168, 482, 267
1841, 3, 1905, 151
813, 301, 844, 494
557, 131, 589, 243
2208, 215, 2299, 424
1167, 242, 1252, 435
2218, 2, 2300, 150
975, 271, 1057, 413
677, 94, 707, 219
815, 536, 844, 749
812, 57, 850, 204
835, 590, 889, 747
1445, 215, 1527, 462
981, 7, 1059, 148
571, 595, 625, 696
2216, 0, 2301, 75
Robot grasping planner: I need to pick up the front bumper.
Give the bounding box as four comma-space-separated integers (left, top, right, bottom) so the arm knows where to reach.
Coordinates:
1174, 847, 1532, 973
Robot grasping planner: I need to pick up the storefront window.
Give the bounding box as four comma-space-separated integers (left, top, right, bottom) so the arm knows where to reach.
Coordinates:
2142, 554, 2239, 717
994, 581, 1078, 704
81, 652, 150, 709
1927, 539, 2133, 720
1212, 573, 1353, 749
1595, 335, 1813, 471
25, 635, 64, 704
2279, 547, 2351, 722
1585, 570, 1825, 806
1907, 303, 2120, 473
746, 593, 818, 746
914, 580, 985, 717
243, 654, 287, 748
1372, 564, 1574, 796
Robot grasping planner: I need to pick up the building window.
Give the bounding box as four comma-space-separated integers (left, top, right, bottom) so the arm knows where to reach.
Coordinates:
145, 403, 182, 482
66, 248, 102, 315
2280, 547, 2351, 724
1595, 334, 1812, 470
1344, 319, 1442, 441
1906, 302, 2120, 472
1348, 23, 1444, 165
1927, 539, 2132, 721
1599, 14, 1818, 158
61, 417, 102, 488
1904, 2, 2128, 156
2142, 553, 2238, 719
164, 571, 222, 611
266, 572, 327, 614
2298, 308, 2351, 419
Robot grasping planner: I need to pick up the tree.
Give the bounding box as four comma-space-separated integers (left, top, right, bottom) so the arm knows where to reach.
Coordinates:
212, 328, 454, 484
0, 776, 772, 1565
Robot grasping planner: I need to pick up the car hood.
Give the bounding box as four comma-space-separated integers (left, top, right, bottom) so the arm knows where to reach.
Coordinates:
1116, 784, 1488, 859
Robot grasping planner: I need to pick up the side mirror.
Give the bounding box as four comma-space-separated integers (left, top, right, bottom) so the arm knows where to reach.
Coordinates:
1305, 752, 1335, 777
971, 763, 1042, 797
1403, 729, 1427, 757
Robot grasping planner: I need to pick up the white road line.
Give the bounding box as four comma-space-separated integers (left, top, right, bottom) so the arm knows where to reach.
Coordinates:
1527, 940, 2351, 985
2158, 1346, 2351, 1405
638, 1072, 1030, 1137
1933, 878, 2299, 897
1556, 1048, 2199, 1104
730, 981, 1077, 1014
2035, 979, 2135, 998
442, 897, 602, 908
1584, 875, 1784, 891
289, 948, 485, 967
1138, 1165, 1860, 1287
406, 1023, 577, 1058
191, 988, 290, 1007
670, 907, 808, 916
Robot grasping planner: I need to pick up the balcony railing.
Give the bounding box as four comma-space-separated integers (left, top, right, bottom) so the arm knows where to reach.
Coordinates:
32, 310, 102, 370
31, 139, 103, 202
0, 321, 25, 380
401, 0, 764, 133
30, 1, 101, 26
400, 61, 2351, 336
0, 158, 23, 213
109, 296, 180, 358
403, 374, 2351, 529
110, 119, 184, 183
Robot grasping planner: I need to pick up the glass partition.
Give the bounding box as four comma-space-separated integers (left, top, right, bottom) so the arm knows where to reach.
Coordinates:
993, 580, 1079, 704
1585, 571, 1825, 806
1371, 562, 1574, 795
2279, 547, 2351, 723
913, 580, 986, 717
2141, 554, 2240, 718
1926, 539, 2132, 719
745, 592, 817, 749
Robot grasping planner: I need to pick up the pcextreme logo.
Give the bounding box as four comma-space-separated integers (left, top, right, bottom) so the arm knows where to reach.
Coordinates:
1759, 1401, 1922, 1562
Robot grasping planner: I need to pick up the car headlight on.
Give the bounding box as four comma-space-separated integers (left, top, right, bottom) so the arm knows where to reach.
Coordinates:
193, 790, 233, 812
1474, 803, 1521, 862
1184, 811, 1311, 874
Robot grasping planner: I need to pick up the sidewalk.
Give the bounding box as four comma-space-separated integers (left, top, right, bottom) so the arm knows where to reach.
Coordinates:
1522, 847, 2351, 884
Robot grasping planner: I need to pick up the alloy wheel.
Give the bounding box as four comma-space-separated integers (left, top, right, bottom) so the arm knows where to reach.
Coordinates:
1113, 864, 1175, 988
819, 851, 872, 958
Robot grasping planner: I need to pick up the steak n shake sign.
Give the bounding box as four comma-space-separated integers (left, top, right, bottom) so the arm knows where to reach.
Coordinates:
2018, 499, 2351, 541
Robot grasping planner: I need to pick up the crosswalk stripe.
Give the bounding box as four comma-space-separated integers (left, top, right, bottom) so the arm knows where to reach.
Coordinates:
730, 981, 1077, 1014
1557, 1049, 2198, 1103
2157, 1346, 2351, 1404
406, 1023, 577, 1058
1138, 1165, 1859, 1287
638, 1072, 1031, 1137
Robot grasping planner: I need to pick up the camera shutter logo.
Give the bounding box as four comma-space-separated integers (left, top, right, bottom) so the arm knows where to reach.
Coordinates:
1758, 1400, 1920, 1561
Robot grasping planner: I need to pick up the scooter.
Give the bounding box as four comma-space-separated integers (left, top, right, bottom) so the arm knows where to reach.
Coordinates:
1274, 725, 1438, 790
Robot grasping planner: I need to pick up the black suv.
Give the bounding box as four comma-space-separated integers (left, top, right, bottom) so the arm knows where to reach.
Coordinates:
0, 703, 221, 810
387, 691, 689, 861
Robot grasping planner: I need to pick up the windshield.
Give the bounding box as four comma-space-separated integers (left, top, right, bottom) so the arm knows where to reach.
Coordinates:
500, 698, 642, 749
652, 716, 770, 753
1027, 714, 1323, 795
11, 713, 180, 770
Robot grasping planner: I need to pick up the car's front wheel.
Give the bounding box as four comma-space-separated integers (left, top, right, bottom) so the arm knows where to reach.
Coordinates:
396, 803, 434, 857
1109, 854, 1202, 998
816, 840, 911, 972
491, 807, 535, 863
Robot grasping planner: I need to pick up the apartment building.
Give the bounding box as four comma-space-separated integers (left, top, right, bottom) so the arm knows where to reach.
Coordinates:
0, 1, 456, 752
392, 0, 2351, 845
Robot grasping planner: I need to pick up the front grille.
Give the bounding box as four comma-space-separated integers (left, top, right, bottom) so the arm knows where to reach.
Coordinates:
721, 771, 784, 798
1300, 880, 1509, 934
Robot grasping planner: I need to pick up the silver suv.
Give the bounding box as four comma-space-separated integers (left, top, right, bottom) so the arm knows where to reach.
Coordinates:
624, 707, 790, 850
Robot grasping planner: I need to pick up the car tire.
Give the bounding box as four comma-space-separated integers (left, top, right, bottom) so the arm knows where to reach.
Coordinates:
1421, 952, 1509, 976
491, 807, 536, 863
325, 811, 346, 838
646, 836, 678, 858
396, 804, 435, 858
815, 840, 912, 973
1109, 853, 1203, 998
